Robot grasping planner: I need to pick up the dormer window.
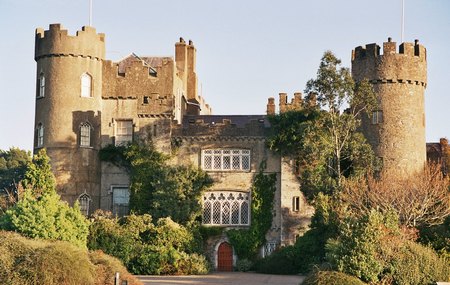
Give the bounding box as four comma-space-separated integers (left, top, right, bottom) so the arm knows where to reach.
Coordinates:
81, 73, 92, 97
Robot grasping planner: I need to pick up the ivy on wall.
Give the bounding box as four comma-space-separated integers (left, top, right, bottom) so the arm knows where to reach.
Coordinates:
99, 143, 212, 226
226, 161, 277, 260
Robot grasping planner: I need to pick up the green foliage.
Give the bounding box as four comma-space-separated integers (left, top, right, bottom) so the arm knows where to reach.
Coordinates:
0, 190, 90, 248
325, 210, 398, 283
21, 148, 56, 197
390, 241, 450, 285
0, 231, 142, 285
268, 51, 377, 199
100, 143, 213, 225
418, 215, 450, 258
236, 258, 253, 272
227, 164, 277, 259
87, 213, 209, 275
302, 270, 367, 285
0, 148, 31, 188
0, 149, 89, 247
198, 225, 224, 240
254, 245, 298, 274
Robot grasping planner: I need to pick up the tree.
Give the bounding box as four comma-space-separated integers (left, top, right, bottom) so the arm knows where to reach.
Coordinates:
0, 148, 31, 209
340, 163, 450, 228
0, 149, 89, 248
304, 51, 378, 188
268, 51, 377, 198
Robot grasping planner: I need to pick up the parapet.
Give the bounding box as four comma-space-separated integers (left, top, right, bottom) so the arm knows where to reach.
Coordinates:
352, 38, 427, 85
35, 24, 105, 61
279, 92, 303, 113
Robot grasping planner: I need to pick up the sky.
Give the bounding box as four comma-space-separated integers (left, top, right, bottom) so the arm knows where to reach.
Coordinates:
0, 0, 449, 151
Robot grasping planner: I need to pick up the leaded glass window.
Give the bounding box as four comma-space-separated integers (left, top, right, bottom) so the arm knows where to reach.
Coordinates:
202, 149, 251, 171
202, 191, 250, 226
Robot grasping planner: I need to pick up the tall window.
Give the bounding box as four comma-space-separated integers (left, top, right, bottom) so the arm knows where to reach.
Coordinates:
115, 120, 133, 146
202, 149, 251, 171
78, 193, 91, 216
80, 123, 91, 147
81, 73, 92, 97
202, 191, 250, 226
38, 73, 45, 98
112, 186, 130, 217
372, 110, 383, 124
37, 123, 44, 147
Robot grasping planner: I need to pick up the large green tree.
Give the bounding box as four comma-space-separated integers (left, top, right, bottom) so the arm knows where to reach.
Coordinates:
268, 51, 377, 197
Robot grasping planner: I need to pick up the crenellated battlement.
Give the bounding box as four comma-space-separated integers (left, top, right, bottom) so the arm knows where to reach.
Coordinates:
352, 38, 426, 61
35, 24, 105, 61
352, 38, 427, 85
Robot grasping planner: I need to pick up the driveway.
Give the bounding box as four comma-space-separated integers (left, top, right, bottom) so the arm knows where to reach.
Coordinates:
137, 272, 304, 285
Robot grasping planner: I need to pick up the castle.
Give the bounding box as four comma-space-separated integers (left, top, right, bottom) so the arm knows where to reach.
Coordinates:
33, 24, 427, 271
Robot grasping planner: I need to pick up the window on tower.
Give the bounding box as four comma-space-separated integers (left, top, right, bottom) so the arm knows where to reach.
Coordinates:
372, 111, 383, 124
80, 123, 91, 147
36, 123, 44, 147
38, 73, 45, 98
81, 73, 92, 97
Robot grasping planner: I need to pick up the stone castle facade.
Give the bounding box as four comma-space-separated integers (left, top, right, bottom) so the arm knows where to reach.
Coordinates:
33, 24, 427, 270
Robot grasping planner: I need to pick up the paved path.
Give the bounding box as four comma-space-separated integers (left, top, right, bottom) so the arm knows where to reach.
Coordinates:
137, 272, 304, 285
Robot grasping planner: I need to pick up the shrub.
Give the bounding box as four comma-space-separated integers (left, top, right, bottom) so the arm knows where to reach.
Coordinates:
302, 270, 367, 285
88, 214, 209, 275
236, 258, 253, 272
89, 250, 142, 285
0, 231, 142, 285
390, 241, 450, 285
254, 246, 298, 274
0, 231, 94, 285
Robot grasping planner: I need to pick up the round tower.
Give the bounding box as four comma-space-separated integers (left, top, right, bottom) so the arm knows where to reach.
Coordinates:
34, 24, 105, 213
352, 38, 427, 176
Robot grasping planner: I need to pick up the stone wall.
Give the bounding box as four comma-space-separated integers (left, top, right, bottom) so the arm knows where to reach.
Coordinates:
352, 39, 427, 176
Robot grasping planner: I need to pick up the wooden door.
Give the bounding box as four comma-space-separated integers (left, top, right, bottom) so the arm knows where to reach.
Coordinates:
217, 242, 233, 271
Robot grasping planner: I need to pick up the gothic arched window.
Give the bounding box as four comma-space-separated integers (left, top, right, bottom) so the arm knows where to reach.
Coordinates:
78, 192, 91, 216
81, 73, 92, 97
202, 191, 250, 226
80, 123, 91, 147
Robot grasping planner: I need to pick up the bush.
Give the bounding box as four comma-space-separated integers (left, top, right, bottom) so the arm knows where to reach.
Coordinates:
89, 250, 142, 285
390, 241, 450, 285
88, 214, 209, 275
302, 270, 367, 285
0, 231, 142, 285
236, 258, 253, 272
254, 246, 298, 274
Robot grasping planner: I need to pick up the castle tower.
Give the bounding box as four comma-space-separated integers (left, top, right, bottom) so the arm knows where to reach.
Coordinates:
352, 38, 427, 176
34, 24, 105, 212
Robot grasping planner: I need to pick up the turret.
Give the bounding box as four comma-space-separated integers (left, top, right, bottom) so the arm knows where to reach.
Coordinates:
34, 24, 105, 213
352, 38, 427, 176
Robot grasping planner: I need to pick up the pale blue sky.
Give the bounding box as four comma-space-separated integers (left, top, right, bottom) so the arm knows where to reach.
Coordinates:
0, 0, 449, 151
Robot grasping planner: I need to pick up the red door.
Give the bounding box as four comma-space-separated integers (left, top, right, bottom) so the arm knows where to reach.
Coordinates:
217, 242, 233, 271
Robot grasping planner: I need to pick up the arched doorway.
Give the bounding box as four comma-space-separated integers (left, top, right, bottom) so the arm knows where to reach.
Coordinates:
217, 242, 233, 271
